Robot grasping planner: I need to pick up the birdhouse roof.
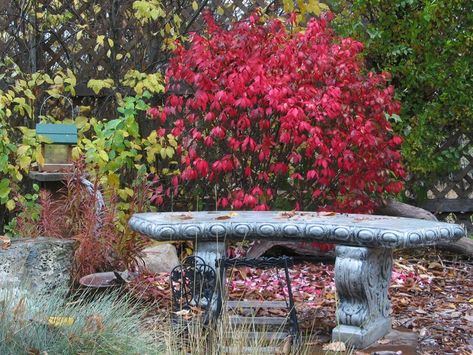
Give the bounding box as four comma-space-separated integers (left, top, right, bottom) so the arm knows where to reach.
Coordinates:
36, 123, 77, 144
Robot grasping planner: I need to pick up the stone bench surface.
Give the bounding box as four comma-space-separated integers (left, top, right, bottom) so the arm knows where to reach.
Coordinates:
129, 210, 466, 348
129, 211, 465, 248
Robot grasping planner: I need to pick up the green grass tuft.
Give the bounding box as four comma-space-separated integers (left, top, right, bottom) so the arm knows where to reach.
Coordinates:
0, 288, 159, 354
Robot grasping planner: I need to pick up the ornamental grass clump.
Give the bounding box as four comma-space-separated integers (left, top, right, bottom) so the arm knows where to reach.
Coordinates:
0, 288, 160, 354
150, 12, 404, 213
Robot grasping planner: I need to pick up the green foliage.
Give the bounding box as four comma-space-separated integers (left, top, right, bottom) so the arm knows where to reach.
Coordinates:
77, 92, 176, 199
0, 56, 174, 233
0, 288, 159, 354
331, 0, 473, 198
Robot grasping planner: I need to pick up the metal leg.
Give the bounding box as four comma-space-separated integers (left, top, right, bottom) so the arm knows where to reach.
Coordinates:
332, 246, 393, 348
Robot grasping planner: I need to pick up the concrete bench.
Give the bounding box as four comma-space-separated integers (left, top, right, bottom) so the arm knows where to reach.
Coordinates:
129, 211, 465, 348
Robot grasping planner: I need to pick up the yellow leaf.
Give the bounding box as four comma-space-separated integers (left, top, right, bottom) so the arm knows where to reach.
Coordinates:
216, 6, 224, 16
35, 149, 45, 167
283, 0, 294, 12
107, 38, 114, 47
192, 1, 198, 11
165, 146, 174, 158
53, 75, 63, 85
96, 35, 105, 46
173, 14, 182, 27
118, 189, 128, 200
147, 131, 157, 145
107, 173, 120, 188
87, 79, 114, 95
124, 187, 134, 197
6, 199, 15, 211
19, 156, 31, 170
71, 147, 82, 160
48, 316, 74, 327
17, 145, 29, 157
116, 53, 123, 60
99, 150, 109, 162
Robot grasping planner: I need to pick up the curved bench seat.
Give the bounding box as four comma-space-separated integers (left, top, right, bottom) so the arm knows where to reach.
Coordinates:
129, 211, 464, 248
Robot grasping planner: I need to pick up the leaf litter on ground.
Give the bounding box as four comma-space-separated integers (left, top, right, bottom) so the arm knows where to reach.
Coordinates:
129, 248, 472, 354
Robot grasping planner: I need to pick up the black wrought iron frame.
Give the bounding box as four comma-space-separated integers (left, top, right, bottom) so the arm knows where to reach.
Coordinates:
170, 255, 217, 324
216, 256, 300, 338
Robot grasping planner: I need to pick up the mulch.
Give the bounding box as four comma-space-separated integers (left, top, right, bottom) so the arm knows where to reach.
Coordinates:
130, 248, 473, 354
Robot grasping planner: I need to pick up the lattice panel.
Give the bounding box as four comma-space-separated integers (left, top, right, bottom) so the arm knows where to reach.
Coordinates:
422, 133, 473, 212
1, 0, 274, 83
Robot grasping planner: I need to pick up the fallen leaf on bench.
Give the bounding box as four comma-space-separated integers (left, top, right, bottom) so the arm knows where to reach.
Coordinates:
322, 341, 346, 352
216, 212, 238, 220
279, 210, 296, 218
319, 211, 336, 216
177, 213, 193, 220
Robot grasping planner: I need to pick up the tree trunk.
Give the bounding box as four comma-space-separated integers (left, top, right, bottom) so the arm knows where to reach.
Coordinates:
375, 199, 472, 256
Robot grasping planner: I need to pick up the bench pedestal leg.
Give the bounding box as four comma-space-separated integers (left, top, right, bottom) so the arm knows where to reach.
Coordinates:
194, 241, 226, 319
332, 246, 393, 348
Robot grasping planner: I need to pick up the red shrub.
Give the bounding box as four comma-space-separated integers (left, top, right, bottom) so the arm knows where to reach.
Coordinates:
152, 12, 404, 213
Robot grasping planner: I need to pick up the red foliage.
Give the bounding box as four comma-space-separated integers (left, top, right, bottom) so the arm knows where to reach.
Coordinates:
151, 12, 404, 213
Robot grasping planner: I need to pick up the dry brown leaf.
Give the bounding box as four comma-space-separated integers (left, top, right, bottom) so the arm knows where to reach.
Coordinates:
0, 236, 11, 249
322, 341, 346, 352
320, 211, 337, 216
428, 262, 443, 270
377, 338, 392, 344
216, 212, 239, 220
174, 309, 190, 316
277, 335, 293, 355
279, 210, 297, 218
177, 213, 193, 220
13, 298, 26, 320
85, 314, 104, 333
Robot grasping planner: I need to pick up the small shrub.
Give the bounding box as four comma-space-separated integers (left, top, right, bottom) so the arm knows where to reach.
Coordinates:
0, 288, 159, 354
11, 160, 150, 281
151, 12, 404, 213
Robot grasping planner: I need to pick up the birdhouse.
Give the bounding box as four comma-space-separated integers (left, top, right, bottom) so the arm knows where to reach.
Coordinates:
36, 123, 77, 172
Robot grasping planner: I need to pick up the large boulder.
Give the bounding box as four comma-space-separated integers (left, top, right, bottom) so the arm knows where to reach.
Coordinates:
139, 243, 179, 273
0, 237, 74, 294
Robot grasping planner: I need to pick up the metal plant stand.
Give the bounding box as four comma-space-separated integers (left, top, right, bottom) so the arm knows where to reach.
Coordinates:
170, 255, 217, 325
217, 256, 299, 339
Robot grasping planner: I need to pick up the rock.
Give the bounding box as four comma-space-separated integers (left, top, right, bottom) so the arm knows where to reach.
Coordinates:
139, 243, 179, 273
0, 237, 74, 294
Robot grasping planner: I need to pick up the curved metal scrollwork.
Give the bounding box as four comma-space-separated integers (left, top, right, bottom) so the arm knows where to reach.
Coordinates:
170, 256, 217, 323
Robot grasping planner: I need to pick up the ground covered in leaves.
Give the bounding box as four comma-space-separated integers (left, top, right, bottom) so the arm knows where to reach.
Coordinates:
129, 248, 472, 354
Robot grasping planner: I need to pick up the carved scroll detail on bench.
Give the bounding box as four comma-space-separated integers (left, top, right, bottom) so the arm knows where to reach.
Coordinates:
332, 246, 393, 347
129, 212, 465, 248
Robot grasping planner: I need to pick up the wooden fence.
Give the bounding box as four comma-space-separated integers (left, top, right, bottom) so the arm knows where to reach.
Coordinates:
420, 132, 473, 213
0, 0, 271, 83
